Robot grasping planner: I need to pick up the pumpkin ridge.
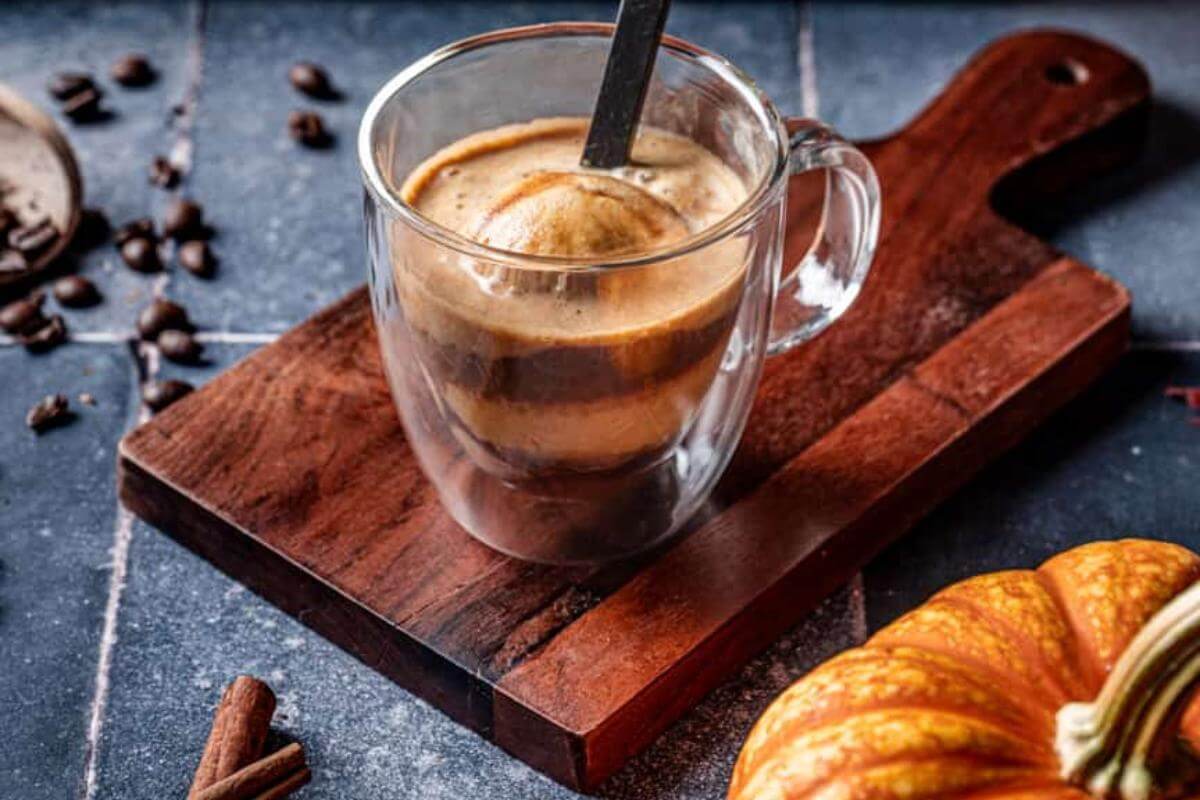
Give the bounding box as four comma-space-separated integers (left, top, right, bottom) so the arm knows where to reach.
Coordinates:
733, 645, 1051, 778
869, 647, 1058, 734
751, 648, 1054, 764
1031, 566, 1100, 699
737, 707, 1056, 800
749, 699, 1054, 775
872, 599, 1066, 713
906, 773, 1082, 800
784, 751, 1055, 800
936, 587, 1083, 707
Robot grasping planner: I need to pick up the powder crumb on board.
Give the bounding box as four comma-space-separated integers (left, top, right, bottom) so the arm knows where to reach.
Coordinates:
1166, 385, 1200, 426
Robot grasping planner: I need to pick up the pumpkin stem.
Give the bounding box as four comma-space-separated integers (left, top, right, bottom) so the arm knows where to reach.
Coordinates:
1057, 581, 1200, 800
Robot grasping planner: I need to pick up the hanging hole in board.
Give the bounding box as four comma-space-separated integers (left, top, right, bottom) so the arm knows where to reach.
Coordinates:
1045, 59, 1089, 86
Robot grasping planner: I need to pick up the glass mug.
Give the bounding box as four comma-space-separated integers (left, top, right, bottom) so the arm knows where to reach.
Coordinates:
359, 23, 879, 565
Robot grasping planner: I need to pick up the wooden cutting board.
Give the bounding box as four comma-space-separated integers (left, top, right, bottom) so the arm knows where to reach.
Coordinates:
119, 31, 1146, 791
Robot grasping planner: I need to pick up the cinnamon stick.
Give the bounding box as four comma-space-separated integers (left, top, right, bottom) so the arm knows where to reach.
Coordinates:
194, 742, 306, 800
188, 676, 277, 798
251, 767, 311, 800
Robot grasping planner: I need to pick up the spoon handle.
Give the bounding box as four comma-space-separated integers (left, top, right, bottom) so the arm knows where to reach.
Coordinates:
581, 0, 672, 169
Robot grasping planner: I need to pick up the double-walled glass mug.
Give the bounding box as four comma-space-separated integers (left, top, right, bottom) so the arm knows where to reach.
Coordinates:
359, 23, 880, 565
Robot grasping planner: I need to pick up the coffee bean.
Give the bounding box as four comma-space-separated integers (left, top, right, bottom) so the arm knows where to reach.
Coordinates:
157, 329, 203, 363
26, 394, 71, 433
20, 314, 67, 353
120, 237, 161, 273
0, 207, 16, 235
162, 199, 204, 240
71, 207, 111, 252
148, 156, 180, 189
142, 379, 193, 412
0, 250, 27, 274
288, 110, 332, 148
178, 240, 215, 277
111, 53, 155, 87
48, 72, 96, 101
53, 275, 101, 307
8, 218, 58, 255
137, 298, 191, 340
114, 218, 156, 246
289, 62, 337, 99
0, 292, 46, 334
62, 87, 105, 122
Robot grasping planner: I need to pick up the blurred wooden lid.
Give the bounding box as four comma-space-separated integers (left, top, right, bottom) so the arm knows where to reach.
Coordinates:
0, 81, 83, 289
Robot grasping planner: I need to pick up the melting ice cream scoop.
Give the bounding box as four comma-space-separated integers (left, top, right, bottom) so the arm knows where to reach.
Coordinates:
474, 170, 689, 258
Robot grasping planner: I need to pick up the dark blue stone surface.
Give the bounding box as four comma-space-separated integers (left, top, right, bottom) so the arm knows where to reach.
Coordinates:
2, 2, 1199, 798
0, 344, 135, 799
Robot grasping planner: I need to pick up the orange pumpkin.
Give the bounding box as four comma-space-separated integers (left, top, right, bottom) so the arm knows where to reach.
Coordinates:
730, 539, 1200, 800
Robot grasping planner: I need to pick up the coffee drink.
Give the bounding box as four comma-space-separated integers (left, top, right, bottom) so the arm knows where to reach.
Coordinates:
396, 117, 749, 480
363, 28, 879, 564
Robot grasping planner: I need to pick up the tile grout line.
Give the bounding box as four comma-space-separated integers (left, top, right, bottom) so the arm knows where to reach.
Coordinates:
77, 2, 209, 797
192, 331, 281, 343
798, 0, 868, 642
2, 331, 283, 346
797, 0, 818, 120
1132, 340, 1200, 352
78, 394, 146, 800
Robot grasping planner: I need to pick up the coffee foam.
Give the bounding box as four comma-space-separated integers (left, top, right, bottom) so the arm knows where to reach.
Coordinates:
398, 117, 749, 343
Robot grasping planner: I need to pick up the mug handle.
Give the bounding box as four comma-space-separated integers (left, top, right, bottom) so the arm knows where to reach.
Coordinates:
768, 118, 881, 355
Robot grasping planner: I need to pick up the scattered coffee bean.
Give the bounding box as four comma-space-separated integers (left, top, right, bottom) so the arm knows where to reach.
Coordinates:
120, 237, 161, 273
288, 110, 332, 148
162, 199, 204, 240
61, 87, 105, 122
73, 208, 111, 252
53, 275, 101, 307
142, 379, 193, 412
289, 62, 337, 99
178, 240, 215, 277
111, 53, 155, 87
149, 156, 181, 189
137, 298, 191, 340
26, 394, 71, 433
8, 218, 58, 255
114, 217, 156, 246
48, 72, 96, 101
157, 328, 203, 363
0, 207, 16, 236
20, 314, 67, 353
0, 291, 46, 334
0, 250, 27, 274
78, 392, 96, 406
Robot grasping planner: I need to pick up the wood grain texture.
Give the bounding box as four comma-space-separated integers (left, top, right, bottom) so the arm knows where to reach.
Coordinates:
119, 31, 1145, 791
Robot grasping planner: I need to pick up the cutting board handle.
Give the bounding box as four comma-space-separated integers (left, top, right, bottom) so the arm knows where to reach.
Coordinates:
810, 30, 1150, 210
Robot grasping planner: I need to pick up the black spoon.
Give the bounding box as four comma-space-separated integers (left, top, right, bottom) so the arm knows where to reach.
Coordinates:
581, 0, 672, 169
